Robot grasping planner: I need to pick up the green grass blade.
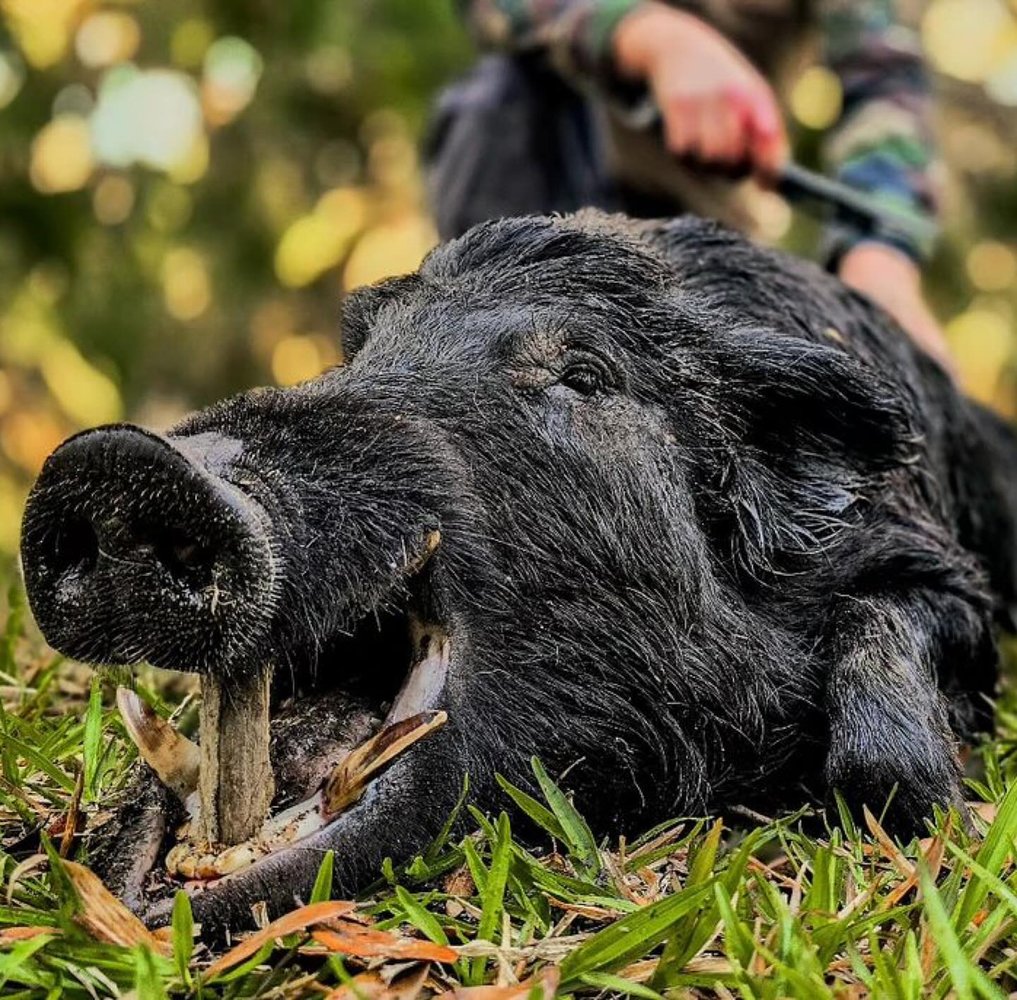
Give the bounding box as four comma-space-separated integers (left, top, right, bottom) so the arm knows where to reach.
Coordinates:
496, 772, 567, 842
170, 890, 193, 986
579, 971, 665, 998
82, 675, 103, 802
714, 882, 755, 970
311, 850, 335, 904
531, 757, 600, 874
395, 885, 450, 947
919, 865, 1004, 1000
954, 778, 1017, 932
651, 819, 723, 988
558, 879, 714, 989
469, 811, 512, 984
133, 946, 169, 1000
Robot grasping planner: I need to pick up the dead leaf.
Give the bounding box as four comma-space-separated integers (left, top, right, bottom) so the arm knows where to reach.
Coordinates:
0, 925, 60, 945
971, 800, 997, 825
863, 807, 915, 879
547, 898, 623, 921
63, 860, 171, 957
324, 711, 447, 816
312, 926, 458, 963
59, 765, 84, 858
324, 962, 431, 1000
437, 967, 559, 1000
204, 899, 359, 979
6, 854, 47, 905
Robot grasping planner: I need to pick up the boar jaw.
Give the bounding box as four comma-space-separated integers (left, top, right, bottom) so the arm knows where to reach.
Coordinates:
107, 579, 454, 904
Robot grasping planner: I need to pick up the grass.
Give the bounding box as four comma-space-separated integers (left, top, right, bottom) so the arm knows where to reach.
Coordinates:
3, 582, 1017, 999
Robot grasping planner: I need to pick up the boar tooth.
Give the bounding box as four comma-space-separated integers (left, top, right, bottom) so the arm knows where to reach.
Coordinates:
404, 530, 441, 576
116, 687, 201, 801
165, 841, 194, 878
323, 710, 448, 817
387, 620, 450, 724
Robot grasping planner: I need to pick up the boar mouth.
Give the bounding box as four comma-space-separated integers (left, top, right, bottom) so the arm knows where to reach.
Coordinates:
99, 568, 453, 922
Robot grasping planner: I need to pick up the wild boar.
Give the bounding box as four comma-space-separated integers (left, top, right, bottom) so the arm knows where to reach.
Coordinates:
20, 212, 1017, 932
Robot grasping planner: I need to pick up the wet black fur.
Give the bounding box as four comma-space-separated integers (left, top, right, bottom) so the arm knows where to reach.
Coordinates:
23, 212, 1017, 930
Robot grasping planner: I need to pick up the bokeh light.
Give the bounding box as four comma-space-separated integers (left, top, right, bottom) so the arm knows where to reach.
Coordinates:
967, 241, 1017, 291
29, 115, 94, 193
162, 247, 212, 321
947, 306, 1014, 406
790, 66, 842, 131
91, 66, 203, 172
92, 174, 135, 225
2, 0, 84, 69
0, 49, 25, 108
75, 11, 140, 69
922, 0, 1013, 84
271, 335, 324, 386
202, 36, 262, 126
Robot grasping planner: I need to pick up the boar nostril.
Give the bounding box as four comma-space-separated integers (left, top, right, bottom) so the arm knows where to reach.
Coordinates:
21, 423, 277, 672
145, 526, 215, 589
50, 517, 99, 576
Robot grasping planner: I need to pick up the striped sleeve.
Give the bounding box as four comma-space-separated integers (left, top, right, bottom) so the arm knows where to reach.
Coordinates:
819, 0, 941, 261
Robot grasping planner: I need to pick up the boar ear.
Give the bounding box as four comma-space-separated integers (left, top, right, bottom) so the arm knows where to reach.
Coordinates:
696, 330, 918, 569
339, 275, 421, 361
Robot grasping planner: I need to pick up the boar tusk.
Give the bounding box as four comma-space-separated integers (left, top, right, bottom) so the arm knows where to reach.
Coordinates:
323, 710, 447, 818
403, 529, 441, 576
387, 619, 450, 724
116, 688, 201, 802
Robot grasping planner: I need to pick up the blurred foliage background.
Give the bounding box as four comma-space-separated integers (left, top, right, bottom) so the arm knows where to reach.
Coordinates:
0, 0, 1016, 559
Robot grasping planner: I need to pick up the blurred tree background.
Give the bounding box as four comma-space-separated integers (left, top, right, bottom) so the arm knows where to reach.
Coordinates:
0, 0, 1015, 559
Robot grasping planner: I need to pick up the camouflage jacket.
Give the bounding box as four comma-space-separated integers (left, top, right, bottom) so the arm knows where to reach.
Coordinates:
458, 0, 939, 261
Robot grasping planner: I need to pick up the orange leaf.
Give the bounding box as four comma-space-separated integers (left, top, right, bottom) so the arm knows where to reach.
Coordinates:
204, 899, 359, 979
312, 926, 458, 963
63, 860, 171, 957
0, 925, 60, 945
324, 963, 431, 1000
438, 967, 559, 999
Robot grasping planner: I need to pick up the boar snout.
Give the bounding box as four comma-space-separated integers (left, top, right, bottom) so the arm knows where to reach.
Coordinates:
21, 424, 277, 673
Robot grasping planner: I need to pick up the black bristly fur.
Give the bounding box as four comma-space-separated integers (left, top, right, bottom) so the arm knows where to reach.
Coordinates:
21, 212, 1017, 932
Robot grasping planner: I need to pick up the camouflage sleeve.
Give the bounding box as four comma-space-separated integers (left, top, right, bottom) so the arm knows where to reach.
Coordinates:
819, 0, 941, 262
457, 0, 640, 84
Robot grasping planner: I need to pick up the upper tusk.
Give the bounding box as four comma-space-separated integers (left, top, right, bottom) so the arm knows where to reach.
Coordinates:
403, 530, 441, 576
116, 687, 201, 802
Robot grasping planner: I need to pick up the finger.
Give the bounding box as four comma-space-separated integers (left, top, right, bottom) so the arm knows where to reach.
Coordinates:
660, 95, 697, 158
744, 92, 789, 183
699, 96, 745, 166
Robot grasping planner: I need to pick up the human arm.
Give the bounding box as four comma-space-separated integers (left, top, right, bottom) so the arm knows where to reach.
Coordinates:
459, 0, 788, 180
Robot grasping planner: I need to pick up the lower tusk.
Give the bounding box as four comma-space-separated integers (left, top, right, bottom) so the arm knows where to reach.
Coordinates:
116, 687, 201, 802
323, 710, 447, 817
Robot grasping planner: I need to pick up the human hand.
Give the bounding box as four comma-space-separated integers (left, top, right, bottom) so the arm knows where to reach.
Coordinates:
612, 1, 788, 183
838, 243, 955, 376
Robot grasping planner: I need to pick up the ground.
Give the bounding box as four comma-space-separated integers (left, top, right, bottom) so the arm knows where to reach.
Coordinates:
2, 581, 1017, 999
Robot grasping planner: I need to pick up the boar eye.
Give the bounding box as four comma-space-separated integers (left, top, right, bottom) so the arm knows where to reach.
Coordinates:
560, 354, 612, 396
